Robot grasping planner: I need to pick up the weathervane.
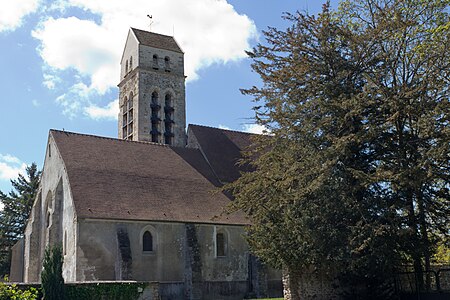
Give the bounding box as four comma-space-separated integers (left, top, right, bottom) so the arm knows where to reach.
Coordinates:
147, 14, 153, 31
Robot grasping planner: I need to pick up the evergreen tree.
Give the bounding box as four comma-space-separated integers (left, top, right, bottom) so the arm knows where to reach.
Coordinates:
41, 245, 65, 300
0, 163, 41, 276
228, 1, 449, 298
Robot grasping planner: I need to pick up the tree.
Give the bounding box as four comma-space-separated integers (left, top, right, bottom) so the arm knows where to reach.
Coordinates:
0, 163, 41, 276
227, 1, 449, 298
41, 245, 65, 300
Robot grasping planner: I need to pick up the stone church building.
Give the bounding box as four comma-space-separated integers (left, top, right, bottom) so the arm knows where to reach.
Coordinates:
11, 28, 282, 299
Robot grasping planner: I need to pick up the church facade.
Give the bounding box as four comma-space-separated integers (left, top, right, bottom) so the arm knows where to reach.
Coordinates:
11, 28, 282, 299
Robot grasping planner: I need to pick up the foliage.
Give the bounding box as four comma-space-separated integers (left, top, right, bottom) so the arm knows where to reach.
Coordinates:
66, 282, 146, 300
41, 245, 65, 300
0, 164, 41, 276
432, 238, 450, 265
227, 0, 449, 297
0, 281, 39, 300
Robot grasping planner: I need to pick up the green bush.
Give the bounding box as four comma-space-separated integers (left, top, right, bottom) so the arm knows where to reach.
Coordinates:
41, 245, 65, 300
0, 282, 38, 300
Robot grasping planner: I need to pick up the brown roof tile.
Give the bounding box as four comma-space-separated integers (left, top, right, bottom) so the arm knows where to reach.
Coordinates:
131, 28, 183, 53
187, 125, 256, 184
51, 130, 246, 225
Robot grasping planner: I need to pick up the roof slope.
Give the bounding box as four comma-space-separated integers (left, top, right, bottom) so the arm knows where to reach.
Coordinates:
187, 125, 256, 184
131, 28, 183, 53
51, 130, 246, 225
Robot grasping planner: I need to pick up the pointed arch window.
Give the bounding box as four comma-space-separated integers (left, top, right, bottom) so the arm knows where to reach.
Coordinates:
143, 231, 153, 252
164, 94, 174, 145
122, 93, 134, 140
150, 91, 161, 143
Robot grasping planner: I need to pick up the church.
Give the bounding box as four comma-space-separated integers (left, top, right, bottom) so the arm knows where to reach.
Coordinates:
10, 28, 282, 299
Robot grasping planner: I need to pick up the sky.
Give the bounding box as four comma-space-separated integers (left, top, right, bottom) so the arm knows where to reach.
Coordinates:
0, 0, 339, 193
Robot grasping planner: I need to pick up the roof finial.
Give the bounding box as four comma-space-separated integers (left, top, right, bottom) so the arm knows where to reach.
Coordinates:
147, 14, 153, 31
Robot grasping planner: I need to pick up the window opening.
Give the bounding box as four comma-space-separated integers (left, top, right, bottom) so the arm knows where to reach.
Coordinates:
64, 231, 67, 255
129, 56, 133, 70
164, 94, 174, 145
164, 56, 170, 72
216, 232, 226, 257
151, 91, 161, 143
46, 212, 51, 228
153, 55, 159, 69
143, 231, 153, 252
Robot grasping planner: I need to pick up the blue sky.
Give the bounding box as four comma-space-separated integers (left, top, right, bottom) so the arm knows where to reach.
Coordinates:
0, 0, 339, 193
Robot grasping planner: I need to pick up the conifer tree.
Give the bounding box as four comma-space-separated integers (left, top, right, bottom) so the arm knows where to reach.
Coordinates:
0, 163, 41, 276
228, 1, 449, 297
41, 245, 65, 300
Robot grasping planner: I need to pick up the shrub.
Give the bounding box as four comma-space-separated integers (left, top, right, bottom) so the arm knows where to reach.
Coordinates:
0, 281, 38, 300
41, 245, 65, 300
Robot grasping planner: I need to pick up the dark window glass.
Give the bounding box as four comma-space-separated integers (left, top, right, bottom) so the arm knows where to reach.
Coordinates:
143, 231, 153, 251
216, 233, 225, 257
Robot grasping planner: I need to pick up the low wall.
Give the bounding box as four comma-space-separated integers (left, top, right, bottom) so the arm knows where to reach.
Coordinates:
8, 279, 283, 299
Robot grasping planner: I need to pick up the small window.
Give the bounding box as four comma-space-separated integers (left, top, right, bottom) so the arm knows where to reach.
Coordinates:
129, 56, 133, 70
216, 232, 226, 257
165, 94, 171, 107
48, 144, 51, 157
153, 55, 158, 69
125, 60, 128, 73
143, 231, 153, 252
151, 92, 159, 104
64, 231, 67, 255
164, 56, 170, 71
46, 212, 51, 228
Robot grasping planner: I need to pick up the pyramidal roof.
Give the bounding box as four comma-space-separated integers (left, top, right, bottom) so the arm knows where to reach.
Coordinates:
131, 28, 183, 53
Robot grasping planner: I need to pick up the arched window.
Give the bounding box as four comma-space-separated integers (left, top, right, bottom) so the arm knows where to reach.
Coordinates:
151, 92, 158, 104
216, 232, 226, 257
164, 56, 170, 72
143, 231, 153, 252
164, 94, 174, 145
153, 55, 159, 69
151, 91, 161, 143
46, 212, 51, 228
129, 56, 133, 70
125, 60, 128, 73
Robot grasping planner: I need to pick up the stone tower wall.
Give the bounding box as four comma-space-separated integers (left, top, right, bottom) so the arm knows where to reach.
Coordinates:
118, 30, 186, 147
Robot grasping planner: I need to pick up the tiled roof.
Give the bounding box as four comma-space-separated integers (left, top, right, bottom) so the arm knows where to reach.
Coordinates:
131, 28, 183, 53
51, 130, 247, 225
187, 125, 256, 184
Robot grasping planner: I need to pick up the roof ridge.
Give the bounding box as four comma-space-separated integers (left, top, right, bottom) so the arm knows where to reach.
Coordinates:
130, 27, 174, 39
49, 129, 175, 148
188, 124, 258, 136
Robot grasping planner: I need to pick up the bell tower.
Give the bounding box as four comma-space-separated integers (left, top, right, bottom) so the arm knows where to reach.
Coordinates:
118, 28, 187, 147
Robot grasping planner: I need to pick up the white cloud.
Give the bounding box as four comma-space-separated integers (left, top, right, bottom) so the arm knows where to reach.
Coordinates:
218, 124, 231, 130
0, 0, 40, 32
32, 99, 40, 107
242, 123, 267, 134
55, 82, 96, 118
42, 72, 61, 90
32, 0, 257, 99
0, 154, 27, 181
84, 99, 119, 120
